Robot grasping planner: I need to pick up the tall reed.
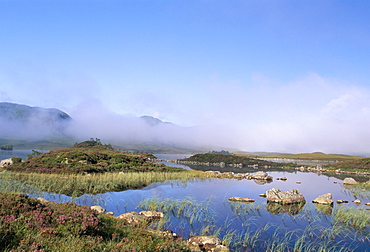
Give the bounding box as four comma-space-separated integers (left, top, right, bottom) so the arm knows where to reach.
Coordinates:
0, 170, 213, 197
135, 197, 369, 251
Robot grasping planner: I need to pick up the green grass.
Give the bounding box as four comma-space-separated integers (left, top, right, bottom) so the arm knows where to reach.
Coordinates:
324, 158, 370, 173
0, 170, 214, 197
181, 153, 297, 168
239, 152, 364, 161
278, 152, 364, 161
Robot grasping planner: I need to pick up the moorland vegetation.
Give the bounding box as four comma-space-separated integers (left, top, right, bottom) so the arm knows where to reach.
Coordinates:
181, 153, 297, 168
5, 139, 183, 174
1, 140, 369, 251
0, 140, 221, 251
182, 153, 370, 174
0, 192, 191, 251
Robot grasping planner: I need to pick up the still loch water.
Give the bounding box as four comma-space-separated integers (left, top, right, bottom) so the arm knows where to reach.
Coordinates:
2, 152, 369, 250
25, 154, 369, 251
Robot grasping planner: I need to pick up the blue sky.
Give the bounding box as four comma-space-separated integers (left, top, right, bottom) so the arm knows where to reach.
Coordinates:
1, 1, 370, 154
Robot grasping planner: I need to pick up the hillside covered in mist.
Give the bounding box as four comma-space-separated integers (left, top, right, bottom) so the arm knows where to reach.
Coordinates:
0, 102, 71, 142
0, 102, 214, 152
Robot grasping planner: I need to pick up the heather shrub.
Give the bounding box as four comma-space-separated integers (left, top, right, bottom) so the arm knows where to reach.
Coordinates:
11, 156, 22, 164
5, 145, 176, 174
0, 192, 190, 251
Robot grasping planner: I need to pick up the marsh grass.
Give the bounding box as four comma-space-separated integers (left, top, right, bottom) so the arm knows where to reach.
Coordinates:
137, 197, 369, 251
0, 170, 213, 197
342, 182, 370, 200
138, 196, 218, 237
332, 206, 370, 229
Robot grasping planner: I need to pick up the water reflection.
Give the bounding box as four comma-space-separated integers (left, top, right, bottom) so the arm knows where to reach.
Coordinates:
266, 202, 305, 215
2, 168, 368, 251
253, 179, 273, 185
313, 203, 333, 215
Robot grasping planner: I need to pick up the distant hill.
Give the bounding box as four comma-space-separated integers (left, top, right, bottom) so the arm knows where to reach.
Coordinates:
235, 151, 363, 161
0, 102, 72, 145
0, 102, 71, 123
139, 115, 173, 127
0, 103, 207, 152
181, 153, 296, 168
279, 152, 364, 161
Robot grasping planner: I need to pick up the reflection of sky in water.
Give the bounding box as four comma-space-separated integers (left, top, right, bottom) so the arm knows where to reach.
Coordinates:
0, 149, 34, 160
21, 153, 370, 250
36, 171, 368, 215
31, 170, 369, 251
153, 153, 193, 170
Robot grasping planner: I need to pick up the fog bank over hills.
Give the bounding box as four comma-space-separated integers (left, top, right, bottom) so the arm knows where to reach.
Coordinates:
0, 102, 230, 152
0, 102, 71, 140
1, 102, 369, 156
64, 102, 233, 152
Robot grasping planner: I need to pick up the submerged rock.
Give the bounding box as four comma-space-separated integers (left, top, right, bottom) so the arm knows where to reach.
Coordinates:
266, 188, 305, 204
312, 193, 333, 205
228, 197, 255, 203
343, 178, 357, 185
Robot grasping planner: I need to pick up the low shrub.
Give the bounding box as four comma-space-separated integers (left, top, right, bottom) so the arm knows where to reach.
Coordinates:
0, 192, 190, 251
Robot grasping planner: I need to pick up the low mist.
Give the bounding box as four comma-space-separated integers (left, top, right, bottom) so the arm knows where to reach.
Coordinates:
64, 102, 236, 151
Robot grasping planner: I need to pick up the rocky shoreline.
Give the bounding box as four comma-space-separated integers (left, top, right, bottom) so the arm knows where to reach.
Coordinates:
294, 165, 370, 176
162, 158, 370, 177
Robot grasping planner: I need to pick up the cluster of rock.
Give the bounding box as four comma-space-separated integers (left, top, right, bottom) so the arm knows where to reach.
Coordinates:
34, 198, 229, 251
169, 159, 272, 169
170, 159, 242, 168
295, 165, 370, 176
88, 206, 230, 251
188, 236, 229, 252
205, 170, 273, 181
227, 177, 370, 212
